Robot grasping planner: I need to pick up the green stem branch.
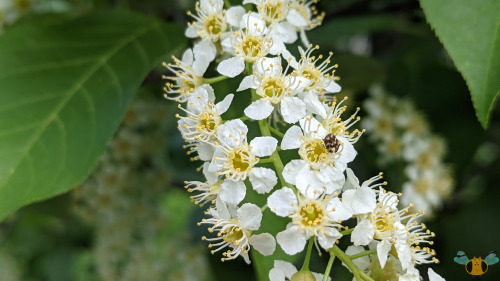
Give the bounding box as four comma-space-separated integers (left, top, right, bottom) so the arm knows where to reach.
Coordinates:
301, 237, 315, 271
203, 75, 228, 84
349, 249, 377, 260
269, 126, 285, 138
322, 252, 336, 281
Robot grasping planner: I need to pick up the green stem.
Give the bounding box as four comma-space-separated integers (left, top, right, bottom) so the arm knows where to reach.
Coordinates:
260, 204, 268, 212
330, 245, 365, 281
301, 237, 315, 271
224, 0, 231, 7
269, 126, 285, 138
258, 158, 273, 164
239, 115, 250, 122
340, 228, 354, 236
322, 252, 336, 281
349, 249, 377, 260
203, 75, 228, 84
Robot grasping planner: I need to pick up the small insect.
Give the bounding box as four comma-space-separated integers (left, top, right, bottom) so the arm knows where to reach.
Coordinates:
454, 250, 499, 279
323, 133, 340, 153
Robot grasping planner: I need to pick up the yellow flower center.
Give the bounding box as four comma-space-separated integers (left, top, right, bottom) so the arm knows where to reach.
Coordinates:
229, 150, 251, 172
204, 14, 224, 36
241, 36, 265, 60
259, 1, 285, 23
301, 67, 321, 89
300, 203, 324, 227
198, 112, 219, 133
304, 139, 328, 165
222, 225, 251, 245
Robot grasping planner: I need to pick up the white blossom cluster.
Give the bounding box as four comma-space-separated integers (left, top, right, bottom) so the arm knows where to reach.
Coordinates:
165, 0, 445, 280
73, 100, 211, 281
361, 87, 454, 216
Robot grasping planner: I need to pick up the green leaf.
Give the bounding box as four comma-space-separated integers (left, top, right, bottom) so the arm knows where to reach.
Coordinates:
420, 0, 500, 128
0, 11, 186, 221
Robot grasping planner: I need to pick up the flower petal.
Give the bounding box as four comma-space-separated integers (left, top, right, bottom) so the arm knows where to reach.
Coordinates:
269, 268, 285, 281
274, 260, 298, 279
217, 56, 245, 77
249, 233, 276, 256
237, 203, 262, 230
226, 6, 246, 27
215, 196, 231, 220
220, 179, 246, 205
185, 25, 198, 38
215, 94, 234, 114
317, 227, 342, 250
326, 197, 352, 221
277, 226, 307, 255
351, 219, 374, 246
282, 159, 306, 185
197, 142, 215, 161
193, 39, 216, 75
250, 136, 277, 157
338, 137, 357, 164
249, 167, 278, 194
237, 75, 256, 92
345, 245, 371, 270
281, 125, 303, 150
351, 187, 377, 215
325, 80, 341, 93
182, 49, 194, 66
303, 92, 327, 118
267, 187, 297, 217
244, 99, 274, 120
286, 9, 308, 27
281, 97, 306, 124
428, 268, 445, 281
377, 240, 392, 269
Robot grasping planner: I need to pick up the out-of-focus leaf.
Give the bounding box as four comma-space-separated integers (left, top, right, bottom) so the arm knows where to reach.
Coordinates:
0, 10, 186, 221
420, 0, 500, 128
308, 15, 403, 47
335, 54, 385, 91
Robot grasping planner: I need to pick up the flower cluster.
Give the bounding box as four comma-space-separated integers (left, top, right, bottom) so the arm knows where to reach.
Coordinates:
73, 99, 211, 281
165, 0, 445, 280
362, 87, 454, 216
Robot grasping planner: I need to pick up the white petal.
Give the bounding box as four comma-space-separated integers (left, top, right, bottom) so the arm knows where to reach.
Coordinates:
300, 29, 310, 47
277, 226, 307, 255
267, 187, 297, 217
299, 116, 327, 138
286, 9, 308, 27
249, 233, 276, 256
282, 159, 306, 185
197, 142, 215, 161
275, 22, 298, 44
255, 57, 282, 75
281, 97, 306, 124
182, 49, 194, 66
281, 125, 303, 150
250, 136, 277, 157
317, 227, 342, 250
220, 180, 246, 205
217, 119, 248, 147
325, 80, 341, 93
249, 167, 278, 194
215, 94, 234, 114
226, 6, 246, 27
244, 99, 274, 120
200, 0, 222, 13
351, 219, 374, 246
351, 187, 377, 215
303, 92, 327, 118
428, 268, 445, 281
341, 189, 356, 214
396, 242, 413, 271
274, 260, 297, 279
193, 40, 216, 74
343, 168, 360, 190
215, 196, 231, 220
217, 57, 245, 77
237, 203, 262, 230
269, 268, 286, 281
338, 137, 357, 164
326, 197, 352, 221
242, 0, 257, 5
399, 274, 420, 281
237, 75, 256, 92
318, 166, 345, 194
187, 87, 210, 110
185, 25, 198, 38
209, 148, 226, 172
377, 240, 392, 269
295, 168, 325, 197
203, 162, 219, 184
199, 84, 216, 101
345, 246, 370, 270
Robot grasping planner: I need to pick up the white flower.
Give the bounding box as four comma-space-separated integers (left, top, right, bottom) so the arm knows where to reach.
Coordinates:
177, 85, 233, 143
320, 97, 364, 142
209, 119, 278, 204
238, 56, 310, 123
185, 163, 222, 207
200, 198, 276, 263
269, 260, 330, 281
163, 40, 216, 102
345, 244, 404, 281
185, 0, 230, 44
288, 0, 325, 46
267, 187, 351, 255
218, 12, 292, 77
293, 45, 341, 97
281, 116, 357, 196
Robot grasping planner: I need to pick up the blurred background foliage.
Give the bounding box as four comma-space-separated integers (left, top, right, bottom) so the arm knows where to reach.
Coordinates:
0, 0, 499, 280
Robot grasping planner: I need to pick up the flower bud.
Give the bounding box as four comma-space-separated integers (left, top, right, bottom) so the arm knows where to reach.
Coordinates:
290, 270, 316, 281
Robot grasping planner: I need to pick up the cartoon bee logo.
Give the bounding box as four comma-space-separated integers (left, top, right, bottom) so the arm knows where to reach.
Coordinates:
454, 251, 499, 279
